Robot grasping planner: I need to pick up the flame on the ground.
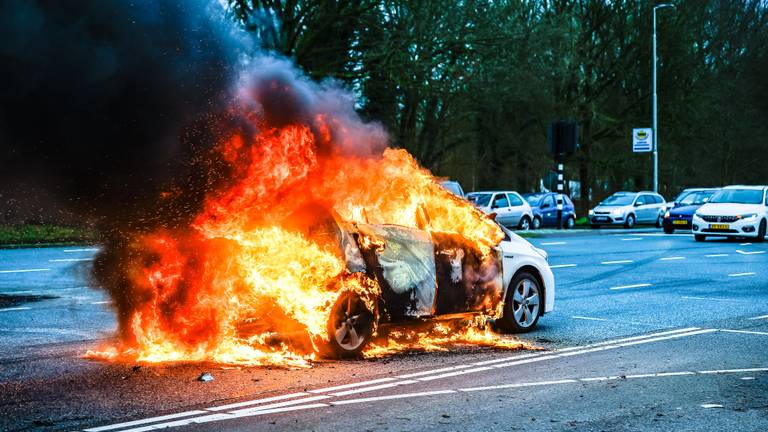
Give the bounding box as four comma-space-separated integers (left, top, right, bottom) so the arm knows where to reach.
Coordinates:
85, 59, 526, 368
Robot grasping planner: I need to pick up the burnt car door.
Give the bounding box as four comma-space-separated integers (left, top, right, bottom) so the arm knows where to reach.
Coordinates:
431, 232, 503, 315
356, 224, 437, 321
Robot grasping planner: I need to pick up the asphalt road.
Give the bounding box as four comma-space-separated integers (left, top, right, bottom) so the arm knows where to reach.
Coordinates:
1, 229, 767, 431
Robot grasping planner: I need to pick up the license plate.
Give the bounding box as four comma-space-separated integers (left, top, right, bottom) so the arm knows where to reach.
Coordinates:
709, 224, 729, 230
673, 220, 688, 225
594, 217, 608, 222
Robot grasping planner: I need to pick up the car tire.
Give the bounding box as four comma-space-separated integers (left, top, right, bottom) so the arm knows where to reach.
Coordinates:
518, 216, 531, 231
663, 226, 674, 234
326, 291, 377, 358
532, 216, 542, 230
496, 271, 541, 333
755, 219, 767, 243
624, 214, 636, 229
655, 216, 663, 228
694, 234, 706, 242
565, 216, 575, 229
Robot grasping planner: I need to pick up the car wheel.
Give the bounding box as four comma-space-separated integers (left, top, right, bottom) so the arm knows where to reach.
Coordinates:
518, 216, 531, 231
663, 226, 674, 234
496, 271, 541, 333
655, 216, 663, 228
624, 214, 636, 229
532, 216, 542, 230
326, 291, 376, 358
565, 216, 575, 229
694, 234, 706, 242
755, 219, 767, 243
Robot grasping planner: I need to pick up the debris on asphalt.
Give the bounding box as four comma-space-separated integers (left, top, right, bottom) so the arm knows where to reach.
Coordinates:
132, 365, 141, 373
198, 372, 214, 382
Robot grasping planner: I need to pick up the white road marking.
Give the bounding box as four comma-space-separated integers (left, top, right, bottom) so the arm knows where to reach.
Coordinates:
0, 307, 31, 313
609, 283, 652, 290
659, 256, 685, 261
601, 260, 634, 265
550, 264, 577, 269
83, 410, 208, 431
0, 268, 50, 274
91, 301, 110, 305
331, 380, 418, 397
459, 379, 577, 392
621, 238, 643, 241
332, 390, 457, 406
728, 272, 756, 277
307, 377, 396, 394
736, 250, 766, 255
740, 243, 752, 246
681, 296, 743, 302
625, 371, 696, 379
49, 258, 94, 262
572, 316, 608, 321
700, 404, 723, 408
540, 241, 566, 245
396, 364, 474, 379
416, 366, 495, 381
63, 248, 100, 253
699, 368, 768, 374
741, 377, 756, 380
83, 327, 718, 432
706, 254, 729, 257
719, 329, 768, 336
206, 392, 309, 411
748, 314, 768, 320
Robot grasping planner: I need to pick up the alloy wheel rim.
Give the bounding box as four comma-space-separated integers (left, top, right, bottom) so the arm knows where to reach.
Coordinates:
334, 295, 370, 350
512, 278, 540, 327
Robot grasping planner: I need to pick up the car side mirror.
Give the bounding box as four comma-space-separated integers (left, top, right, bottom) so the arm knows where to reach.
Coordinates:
672, 201, 678, 208
634, 202, 642, 207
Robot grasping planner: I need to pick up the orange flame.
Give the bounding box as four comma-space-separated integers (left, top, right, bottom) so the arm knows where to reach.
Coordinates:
86, 66, 524, 368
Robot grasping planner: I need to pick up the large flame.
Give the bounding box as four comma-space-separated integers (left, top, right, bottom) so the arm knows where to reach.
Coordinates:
87, 60, 523, 368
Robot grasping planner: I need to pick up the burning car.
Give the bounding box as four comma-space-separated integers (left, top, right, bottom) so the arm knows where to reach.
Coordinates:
306, 209, 554, 357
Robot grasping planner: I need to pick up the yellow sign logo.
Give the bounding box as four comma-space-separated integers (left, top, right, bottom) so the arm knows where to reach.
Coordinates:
636, 130, 649, 140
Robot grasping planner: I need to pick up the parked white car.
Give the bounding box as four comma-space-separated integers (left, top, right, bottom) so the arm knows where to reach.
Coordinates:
691, 185, 768, 242
589, 191, 666, 228
467, 191, 534, 230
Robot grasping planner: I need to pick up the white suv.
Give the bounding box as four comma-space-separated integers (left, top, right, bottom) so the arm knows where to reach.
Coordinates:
692, 185, 768, 242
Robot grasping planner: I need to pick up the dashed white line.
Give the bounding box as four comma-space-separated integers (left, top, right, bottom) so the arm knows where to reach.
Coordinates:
459, 379, 577, 392
91, 301, 110, 305
701, 404, 724, 408
728, 272, 756, 277
609, 283, 652, 291
550, 264, 577, 269
227, 395, 331, 416
83, 410, 208, 432
601, 260, 634, 265
0, 268, 51, 274
331, 390, 457, 406
331, 380, 418, 397
719, 329, 768, 336
706, 254, 729, 258
572, 316, 608, 321
63, 248, 100, 253
0, 307, 31, 313
540, 242, 566, 246
681, 296, 742, 302
740, 243, 752, 246
307, 377, 396, 394
621, 238, 643, 241
736, 250, 766, 255
748, 314, 768, 320
207, 392, 309, 412
659, 256, 685, 261
49, 258, 94, 262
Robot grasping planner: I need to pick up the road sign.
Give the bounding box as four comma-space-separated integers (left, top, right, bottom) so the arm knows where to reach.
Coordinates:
633, 128, 653, 153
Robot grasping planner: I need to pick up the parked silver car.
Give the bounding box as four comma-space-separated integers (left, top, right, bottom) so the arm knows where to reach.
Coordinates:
589, 191, 667, 228
467, 191, 533, 230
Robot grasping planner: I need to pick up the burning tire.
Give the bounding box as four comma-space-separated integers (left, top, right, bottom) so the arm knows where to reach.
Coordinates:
326, 291, 377, 358
495, 271, 541, 333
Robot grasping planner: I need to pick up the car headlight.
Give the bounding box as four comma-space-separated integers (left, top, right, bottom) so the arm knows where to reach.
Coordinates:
588, 209, 594, 216
738, 213, 758, 221
664, 211, 670, 219
694, 211, 703, 218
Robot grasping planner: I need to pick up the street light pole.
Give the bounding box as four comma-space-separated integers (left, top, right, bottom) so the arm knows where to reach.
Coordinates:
653, 3, 674, 194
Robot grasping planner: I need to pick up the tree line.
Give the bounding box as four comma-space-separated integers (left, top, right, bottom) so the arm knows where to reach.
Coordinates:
228, 0, 768, 214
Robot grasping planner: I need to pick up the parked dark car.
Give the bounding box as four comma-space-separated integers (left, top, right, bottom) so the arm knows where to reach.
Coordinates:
662, 188, 717, 234
522, 193, 577, 229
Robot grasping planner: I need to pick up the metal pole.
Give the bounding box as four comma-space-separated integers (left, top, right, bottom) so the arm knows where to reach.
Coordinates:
556, 155, 564, 229
652, 7, 658, 193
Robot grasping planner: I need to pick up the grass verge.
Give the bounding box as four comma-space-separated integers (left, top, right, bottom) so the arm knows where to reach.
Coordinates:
0, 225, 98, 248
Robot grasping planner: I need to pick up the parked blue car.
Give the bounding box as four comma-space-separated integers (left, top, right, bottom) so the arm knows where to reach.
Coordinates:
522, 193, 577, 229
662, 188, 718, 234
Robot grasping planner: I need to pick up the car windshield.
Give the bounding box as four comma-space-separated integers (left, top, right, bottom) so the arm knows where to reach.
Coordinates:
601, 194, 635, 206
469, 193, 492, 207
679, 190, 714, 206
709, 189, 763, 204
441, 182, 462, 196
524, 194, 543, 206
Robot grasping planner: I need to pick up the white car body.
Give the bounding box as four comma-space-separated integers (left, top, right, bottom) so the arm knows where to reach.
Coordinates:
468, 191, 534, 230
692, 185, 768, 240
497, 225, 555, 314
589, 191, 666, 227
